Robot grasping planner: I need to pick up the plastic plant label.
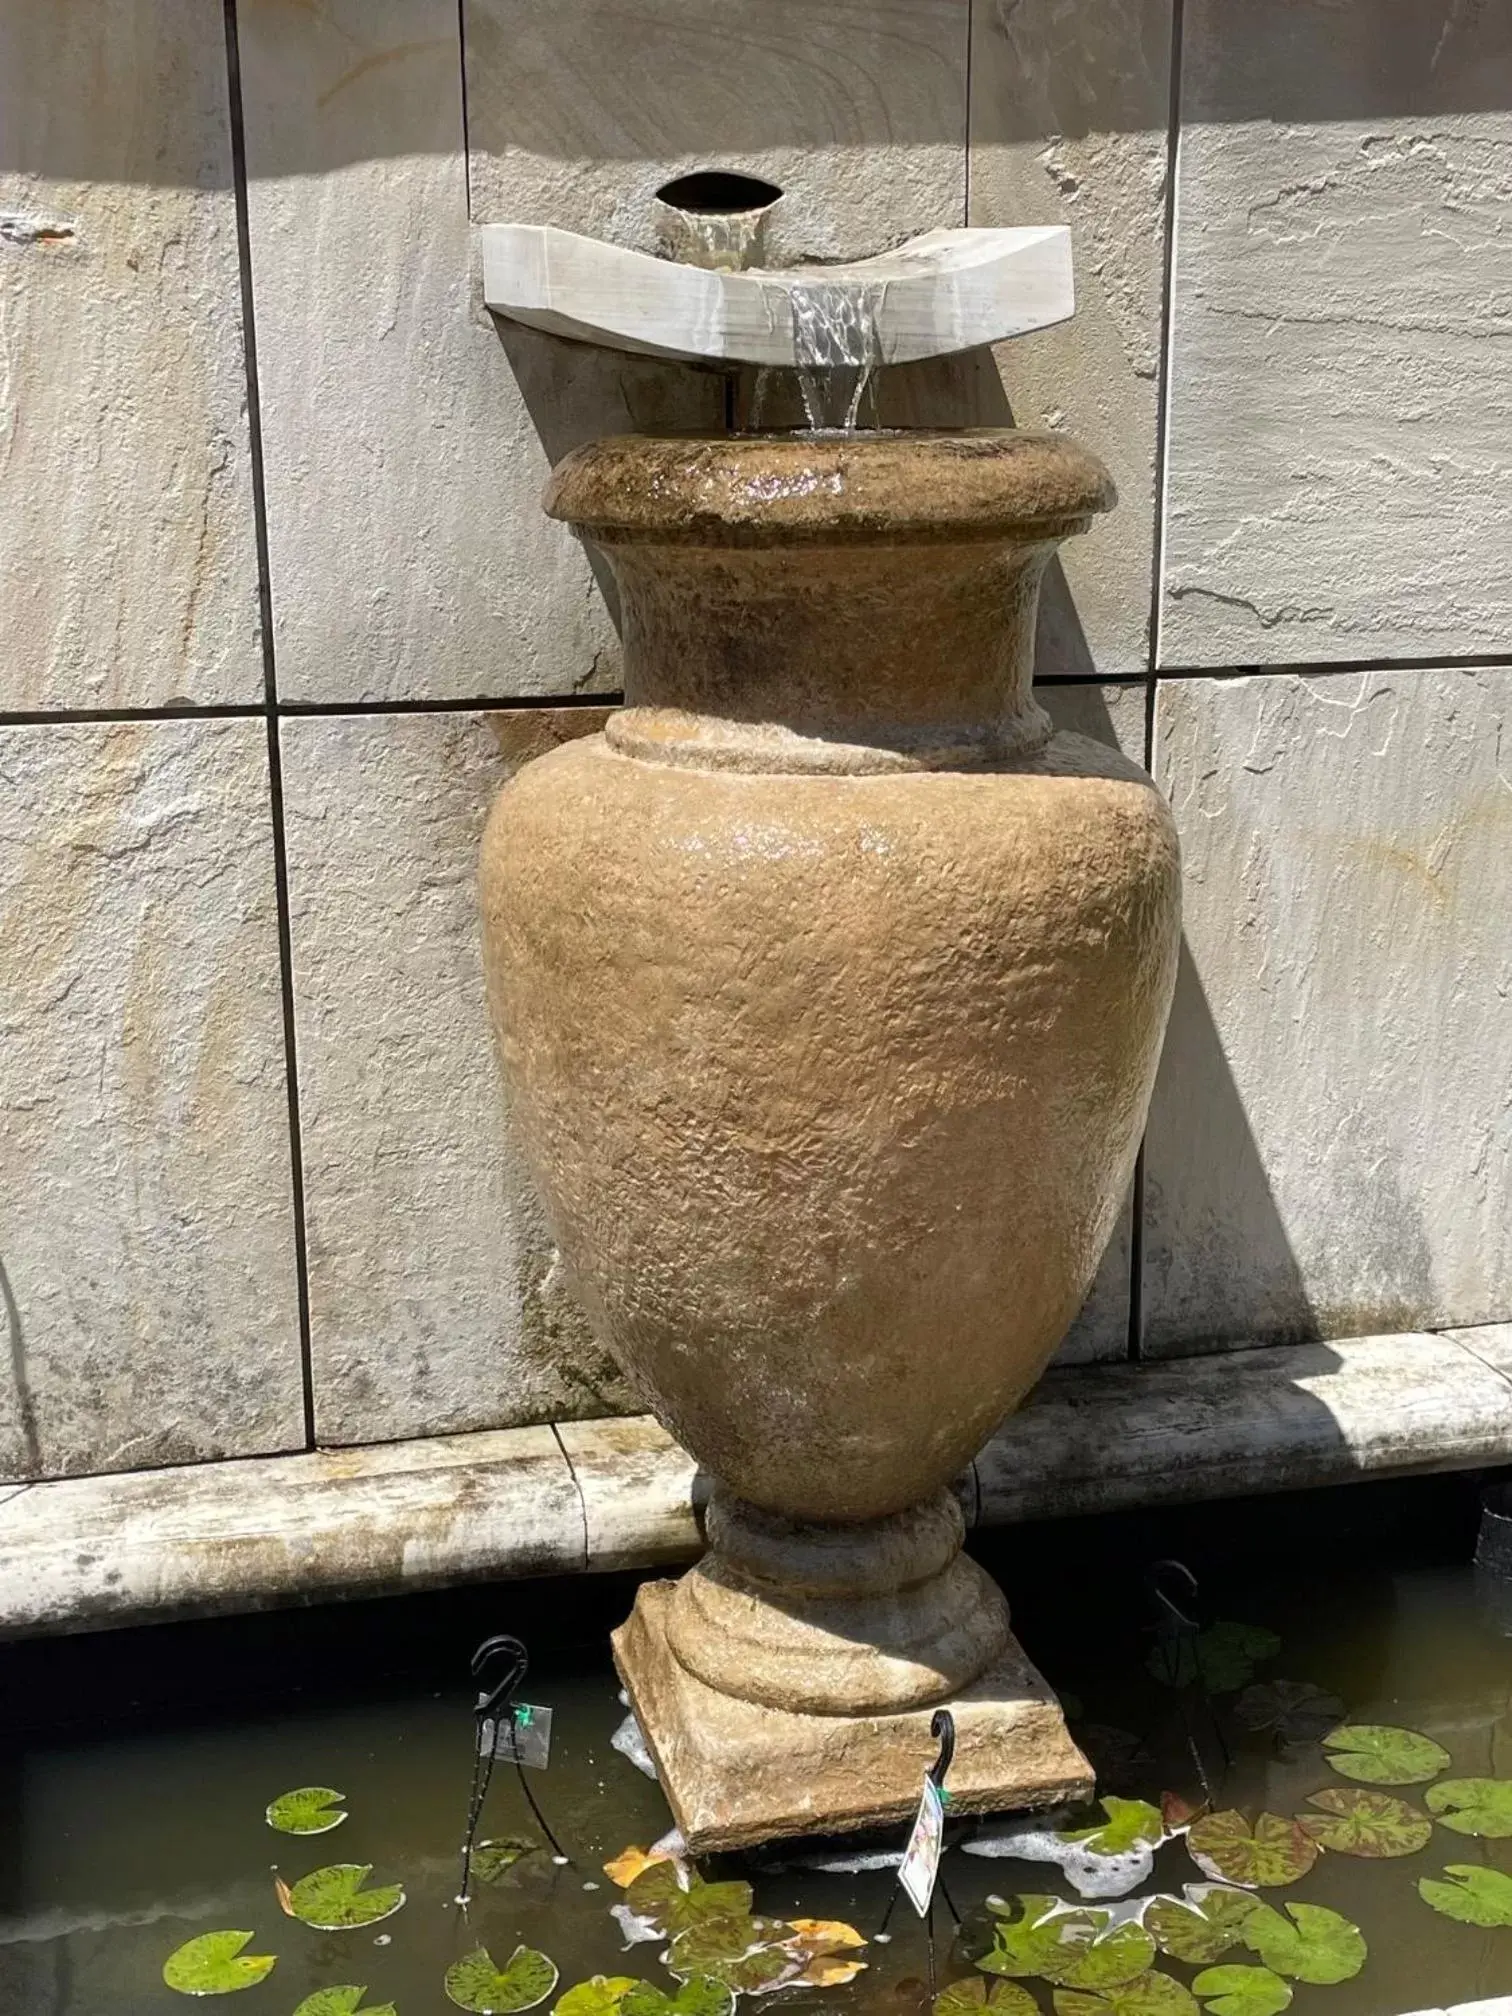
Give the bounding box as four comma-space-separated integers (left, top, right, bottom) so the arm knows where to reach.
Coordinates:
480, 1701, 554, 1770
898, 1776, 946, 1918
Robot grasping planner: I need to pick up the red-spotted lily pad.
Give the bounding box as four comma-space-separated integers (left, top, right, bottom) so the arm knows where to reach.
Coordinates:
285, 1864, 405, 1931
1187, 1814, 1317, 1889
1239, 1903, 1365, 1985
1297, 1787, 1431, 1857
1425, 1778, 1512, 1838
1191, 1966, 1291, 2016
1054, 1973, 1200, 2016
1146, 1891, 1259, 1964
163, 1931, 277, 1997
445, 1947, 560, 2014
1418, 1864, 1512, 1927
1322, 1724, 1450, 1786
935, 1980, 1038, 2016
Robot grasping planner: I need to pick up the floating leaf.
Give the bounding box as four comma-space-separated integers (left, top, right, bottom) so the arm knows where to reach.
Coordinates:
1418, 1863, 1512, 1927
1321, 1724, 1450, 1786
665, 1917, 796, 1995
286, 1864, 405, 1931
1297, 1787, 1431, 1857
784, 1920, 868, 1988
1062, 1800, 1166, 1857
1190, 1966, 1291, 2016
1186, 1814, 1317, 1889
622, 1980, 735, 2016
446, 1947, 560, 2015
163, 1931, 277, 1996
1425, 1778, 1512, 1838
1055, 1924, 1158, 1991
1231, 1683, 1344, 1747
294, 1994, 397, 2016
935, 1980, 1038, 2016
604, 1846, 671, 1889
267, 1785, 348, 1835
1146, 1892, 1259, 1964
980, 1897, 1093, 1980
1240, 1902, 1365, 1985
554, 1981, 638, 2016
1149, 1624, 1280, 1695
625, 1861, 753, 1941
1053, 1972, 1200, 2016
473, 1836, 541, 1884
1079, 1727, 1154, 1786
1160, 1793, 1206, 1835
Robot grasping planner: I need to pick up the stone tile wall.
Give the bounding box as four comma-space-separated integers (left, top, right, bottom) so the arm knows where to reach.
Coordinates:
0, 0, 1507, 1481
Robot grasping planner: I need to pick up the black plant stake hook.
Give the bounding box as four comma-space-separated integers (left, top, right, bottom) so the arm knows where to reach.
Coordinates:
877, 1705, 961, 1974
459, 1634, 568, 1906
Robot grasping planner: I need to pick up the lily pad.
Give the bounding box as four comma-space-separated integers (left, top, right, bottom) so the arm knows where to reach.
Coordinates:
622, 1980, 736, 2016
625, 1862, 753, 1940
473, 1836, 541, 1884
1425, 1777, 1512, 1837
1240, 1903, 1366, 1985
935, 1980, 1038, 2016
1053, 1973, 1200, 2016
783, 1919, 868, 1988
294, 1994, 397, 2016
1322, 1724, 1450, 1786
163, 1931, 277, 1996
1055, 1923, 1158, 1992
1190, 1966, 1291, 2016
1149, 1624, 1280, 1695
267, 1786, 348, 1835
1231, 1683, 1344, 1747
1418, 1864, 1512, 1927
1297, 1787, 1431, 1857
1063, 1800, 1166, 1857
1146, 1891, 1259, 1964
285, 1864, 405, 1931
446, 1947, 560, 2015
665, 1918, 796, 1994
979, 1896, 1081, 1980
605, 1847, 671, 1889
554, 1982, 637, 2016
1186, 1813, 1317, 1889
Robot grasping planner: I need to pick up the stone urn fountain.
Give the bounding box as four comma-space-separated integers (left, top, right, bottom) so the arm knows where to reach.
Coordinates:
478, 426, 1180, 1850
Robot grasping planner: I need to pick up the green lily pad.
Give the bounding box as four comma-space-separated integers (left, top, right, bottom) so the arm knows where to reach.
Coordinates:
1053, 1972, 1200, 2016
473, 1836, 541, 1884
163, 1931, 277, 1996
1148, 1624, 1281, 1695
1146, 1891, 1259, 1964
1425, 1777, 1512, 1837
1297, 1787, 1431, 1857
554, 1981, 638, 2016
293, 1994, 398, 2016
285, 1864, 405, 1931
1322, 1724, 1450, 1786
1418, 1863, 1512, 1927
1231, 1683, 1344, 1747
664, 1917, 795, 1994
446, 1947, 560, 2014
1055, 1923, 1158, 1991
935, 1980, 1038, 2016
1190, 1966, 1291, 2016
622, 1980, 736, 2016
980, 1896, 1085, 1980
1062, 1799, 1166, 1857
267, 1785, 347, 1835
1186, 1813, 1317, 1889
1240, 1903, 1366, 1985
624, 1863, 753, 1940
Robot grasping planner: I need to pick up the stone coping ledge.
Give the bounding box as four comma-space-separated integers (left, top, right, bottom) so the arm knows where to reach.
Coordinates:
1, 1326, 1508, 1640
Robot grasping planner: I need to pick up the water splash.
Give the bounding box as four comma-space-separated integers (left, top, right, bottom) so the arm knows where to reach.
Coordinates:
736, 279, 886, 434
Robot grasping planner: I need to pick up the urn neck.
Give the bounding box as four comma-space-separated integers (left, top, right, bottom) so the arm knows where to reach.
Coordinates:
544, 431, 1115, 775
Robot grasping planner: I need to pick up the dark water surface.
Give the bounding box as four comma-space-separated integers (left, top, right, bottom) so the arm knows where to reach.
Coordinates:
2, 1476, 1509, 2015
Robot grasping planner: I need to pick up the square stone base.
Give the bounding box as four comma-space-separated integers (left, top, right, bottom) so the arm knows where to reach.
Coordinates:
613, 1578, 1094, 1853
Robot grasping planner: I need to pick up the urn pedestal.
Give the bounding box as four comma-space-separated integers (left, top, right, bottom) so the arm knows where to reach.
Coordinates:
479, 431, 1180, 1849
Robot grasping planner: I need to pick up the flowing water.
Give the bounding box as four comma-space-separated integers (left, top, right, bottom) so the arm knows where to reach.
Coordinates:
2, 1476, 1509, 2015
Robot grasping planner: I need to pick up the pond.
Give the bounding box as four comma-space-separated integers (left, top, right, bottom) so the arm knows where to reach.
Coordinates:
2, 1474, 1508, 2016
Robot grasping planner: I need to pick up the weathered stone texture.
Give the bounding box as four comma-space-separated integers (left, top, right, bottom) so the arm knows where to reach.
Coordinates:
1161, 0, 1512, 667
1144, 668, 1512, 1355
465, 0, 967, 264
970, 0, 1172, 676
0, 0, 260, 707
0, 721, 303, 1481
281, 708, 633, 1445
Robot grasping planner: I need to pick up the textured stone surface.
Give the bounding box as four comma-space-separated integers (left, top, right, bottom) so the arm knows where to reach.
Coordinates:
1161, 0, 1512, 667
970, 0, 1172, 677
238, 0, 716, 705
281, 707, 632, 1446
0, 721, 303, 1481
465, 0, 968, 265
0, 0, 260, 707
0, 1423, 579, 1635
1145, 669, 1512, 1353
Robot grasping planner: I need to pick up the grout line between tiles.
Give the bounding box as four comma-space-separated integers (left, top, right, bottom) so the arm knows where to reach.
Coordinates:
1148, 0, 1185, 676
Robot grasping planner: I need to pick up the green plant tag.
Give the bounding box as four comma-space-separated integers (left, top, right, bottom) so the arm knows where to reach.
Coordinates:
266, 1786, 347, 1835
1425, 1777, 1512, 1837
162, 1930, 277, 1996
1296, 1787, 1431, 1856
1190, 1965, 1292, 2016
285, 1863, 405, 1930
446, 1946, 560, 2014
1240, 1902, 1365, 1984
1322, 1724, 1451, 1785
1418, 1863, 1512, 1926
